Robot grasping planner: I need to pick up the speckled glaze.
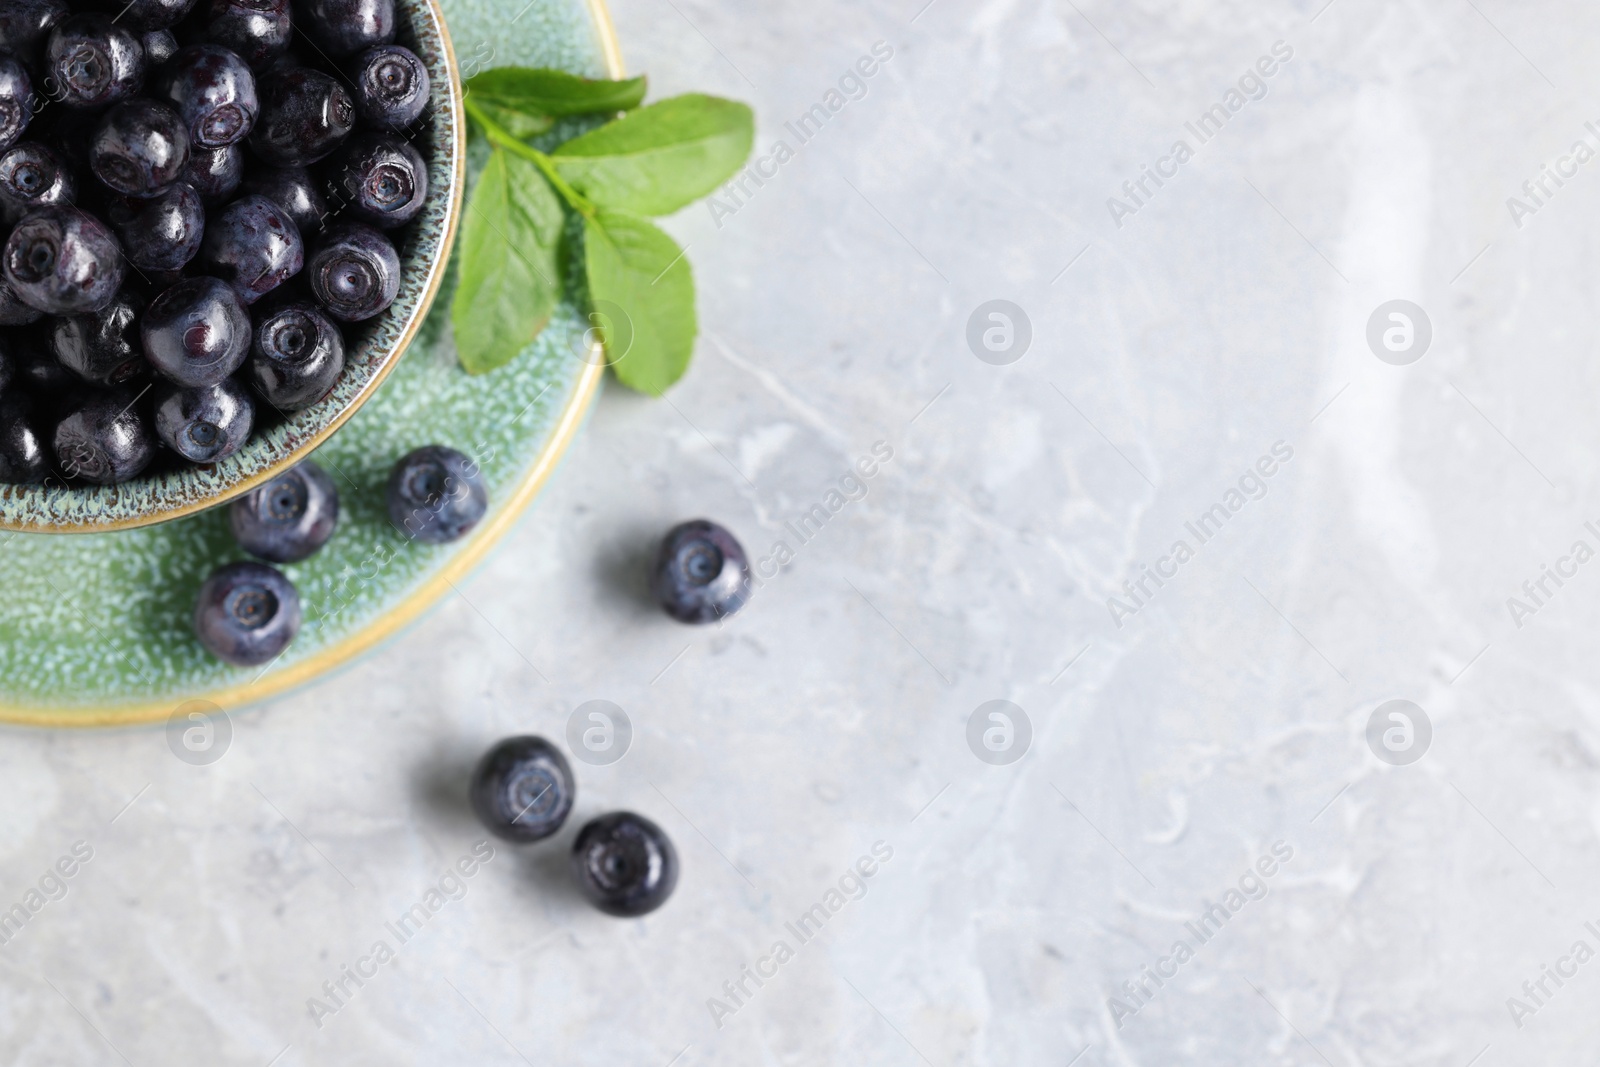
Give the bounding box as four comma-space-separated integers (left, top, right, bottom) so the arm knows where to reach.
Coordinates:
0, 0, 467, 533
0, 0, 620, 724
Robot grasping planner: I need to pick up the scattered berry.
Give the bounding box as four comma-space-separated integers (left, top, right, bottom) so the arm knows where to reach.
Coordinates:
249, 299, 344, 410
651, 520, 752, 623
385, 444, 486, 543
570, 812, 679, 917
469, 736, 575, 843
228, 460, 338, 562
193, 560, 300, 666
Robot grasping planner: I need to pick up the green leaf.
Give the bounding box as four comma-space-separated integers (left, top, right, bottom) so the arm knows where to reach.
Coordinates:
464, 67, 648, 119
554, 94, 754, 216
451, 149, 565, 374
470, 99, 553, 140
583, 209, 696, 394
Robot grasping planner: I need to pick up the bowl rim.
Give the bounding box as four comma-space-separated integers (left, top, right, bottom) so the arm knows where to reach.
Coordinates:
0, 0, 622, 727
0, 0, 470, 534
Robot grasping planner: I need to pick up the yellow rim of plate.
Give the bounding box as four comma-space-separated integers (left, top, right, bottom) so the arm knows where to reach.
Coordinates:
0, 1, 623, 727
0, 0, 471, 535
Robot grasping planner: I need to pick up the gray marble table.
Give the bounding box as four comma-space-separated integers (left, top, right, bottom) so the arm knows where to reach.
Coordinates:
4, 0, 1598, 1063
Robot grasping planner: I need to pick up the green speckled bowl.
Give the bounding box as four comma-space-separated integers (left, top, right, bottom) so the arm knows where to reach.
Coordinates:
0, 0, 469, 534
0, 0, 623, 725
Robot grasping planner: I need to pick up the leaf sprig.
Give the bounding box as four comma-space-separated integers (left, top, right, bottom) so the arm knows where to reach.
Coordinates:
451, 68, 754, 394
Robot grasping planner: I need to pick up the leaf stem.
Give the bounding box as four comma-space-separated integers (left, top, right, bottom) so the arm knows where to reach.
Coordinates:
464, 97, 598, 219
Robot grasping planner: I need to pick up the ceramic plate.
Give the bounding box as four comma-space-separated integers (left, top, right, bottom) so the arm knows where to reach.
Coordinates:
0, 0, 622, 726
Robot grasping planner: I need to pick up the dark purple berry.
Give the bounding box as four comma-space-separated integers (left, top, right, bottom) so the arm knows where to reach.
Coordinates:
91, 98, 190, 197
469, 736, 575, 843
0, 142, 75, 226
294, 0, 394, 58
570, 812, 678, 917
141, 276, 250, 386
249, 299, 343, 410
154, 376, 253, 461
2, 206, 125, 315
114, 0, 199, 32
325, 131, 425, 229
307, 222, 396, 321
0, 393, 49, 484
46, 14, 146, 110
160, 44, 257, 149
228, 460, 338, 561
52, 288, 149, 387
349, 44, 428, 130
193, 560, 300, 666
53, 388, 154, 484
0, 56, 35, 156
182, 142, 244, 205
195, 0, 291, 69
249, 68, 354, 166
201, 193, 302, 303
241, 165, 325, 234
0, 0, 68, 56
141, 29, 180, 65
385, 444, 487, 543
651, 520, 752, 623
108, 182, 206, 272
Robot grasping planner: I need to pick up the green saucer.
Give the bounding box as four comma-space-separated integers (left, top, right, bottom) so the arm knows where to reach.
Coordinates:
0, 0, 622, 726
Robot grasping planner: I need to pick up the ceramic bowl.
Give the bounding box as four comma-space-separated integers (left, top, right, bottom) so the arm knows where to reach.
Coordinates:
0, 0, 466, 533
0, 0, 620, 726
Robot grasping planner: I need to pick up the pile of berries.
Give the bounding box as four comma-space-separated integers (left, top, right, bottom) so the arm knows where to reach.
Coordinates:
0, 0, 433, 486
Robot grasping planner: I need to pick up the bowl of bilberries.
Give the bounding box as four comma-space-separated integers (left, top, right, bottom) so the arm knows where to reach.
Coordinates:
0, 0, 758, 682
0, 0, 465, 531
